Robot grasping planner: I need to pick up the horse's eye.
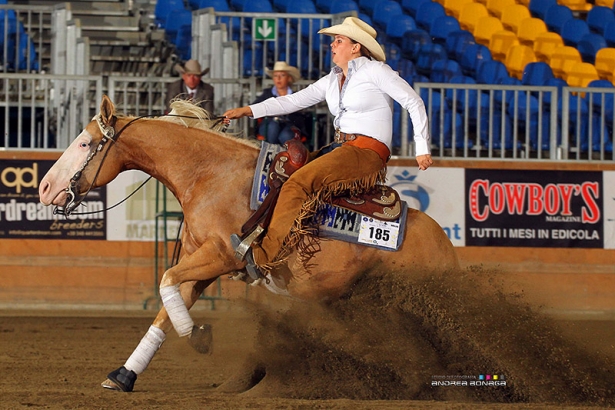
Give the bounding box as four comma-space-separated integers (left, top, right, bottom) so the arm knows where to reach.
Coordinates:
80, 142, 90, 148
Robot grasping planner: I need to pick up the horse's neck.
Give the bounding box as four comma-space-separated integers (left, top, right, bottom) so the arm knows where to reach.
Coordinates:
120, 119, 258, 206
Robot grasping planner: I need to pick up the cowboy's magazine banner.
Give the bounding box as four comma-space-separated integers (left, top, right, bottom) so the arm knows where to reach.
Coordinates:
0, 159, 106, 239
465, 169, 603, 248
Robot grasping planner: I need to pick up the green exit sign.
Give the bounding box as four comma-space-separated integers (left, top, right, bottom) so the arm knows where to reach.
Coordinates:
253, 18, 277, 41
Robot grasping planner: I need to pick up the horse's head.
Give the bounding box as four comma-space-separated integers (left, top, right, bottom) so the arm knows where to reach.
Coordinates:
39, 95, 122, 215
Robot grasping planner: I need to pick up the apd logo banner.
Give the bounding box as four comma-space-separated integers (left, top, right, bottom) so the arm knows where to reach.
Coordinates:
0, 159, 106, 239
465, 169, 603, 248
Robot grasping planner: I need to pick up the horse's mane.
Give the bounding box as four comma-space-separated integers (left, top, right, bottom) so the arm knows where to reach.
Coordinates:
146, 99, 260, 148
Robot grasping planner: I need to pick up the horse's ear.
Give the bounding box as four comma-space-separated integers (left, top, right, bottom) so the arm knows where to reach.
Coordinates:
100, 95, 115, 126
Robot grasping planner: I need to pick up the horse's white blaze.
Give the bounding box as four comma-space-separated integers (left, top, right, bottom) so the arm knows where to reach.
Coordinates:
159, 284, 194, 337
39, 130, 94, 206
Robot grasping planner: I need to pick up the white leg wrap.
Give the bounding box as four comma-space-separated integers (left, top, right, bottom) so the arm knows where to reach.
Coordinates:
159, 284, 194, 337
124, 325, 166, 375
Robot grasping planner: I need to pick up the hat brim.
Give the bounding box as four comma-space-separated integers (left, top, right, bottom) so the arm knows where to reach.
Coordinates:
174, 63, 210, 76
318, 25, 386, 62
265, 67, 301, 82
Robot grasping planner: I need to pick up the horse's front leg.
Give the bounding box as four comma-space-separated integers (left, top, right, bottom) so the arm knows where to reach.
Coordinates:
158, 238, 238, 338
102, 239, 237, 392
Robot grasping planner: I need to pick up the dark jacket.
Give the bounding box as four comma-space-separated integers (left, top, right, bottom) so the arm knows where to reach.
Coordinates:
166, 79, 215, 115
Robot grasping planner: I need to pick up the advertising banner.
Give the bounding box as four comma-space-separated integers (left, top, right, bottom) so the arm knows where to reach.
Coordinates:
604, 171, 615, 250
465, 169, 603, 248
0, 159, 106, 239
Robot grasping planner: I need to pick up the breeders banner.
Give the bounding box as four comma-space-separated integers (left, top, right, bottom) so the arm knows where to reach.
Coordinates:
465, 169, 602, 248
0, 159, 106, 239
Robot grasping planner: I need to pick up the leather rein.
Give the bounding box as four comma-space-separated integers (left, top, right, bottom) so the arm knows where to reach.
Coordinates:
55, 113, 227, 217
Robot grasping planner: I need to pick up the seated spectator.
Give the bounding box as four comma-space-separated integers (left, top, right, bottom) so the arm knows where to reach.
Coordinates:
165, 60, 214, 115
252, 61, 310, 145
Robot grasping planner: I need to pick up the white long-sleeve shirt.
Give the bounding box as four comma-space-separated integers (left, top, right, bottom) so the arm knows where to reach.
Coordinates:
249, 57, 431, 155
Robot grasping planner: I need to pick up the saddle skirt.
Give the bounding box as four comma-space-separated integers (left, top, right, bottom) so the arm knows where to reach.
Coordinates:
251, 142, 408, 251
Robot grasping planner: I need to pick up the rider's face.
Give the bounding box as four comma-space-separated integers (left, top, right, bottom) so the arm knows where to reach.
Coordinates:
182, 73, 201, 89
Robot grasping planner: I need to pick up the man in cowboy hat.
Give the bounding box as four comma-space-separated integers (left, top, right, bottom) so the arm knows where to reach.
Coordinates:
252, 61, 310, 145
165, 59, 214, 115
224, 17, 432, 278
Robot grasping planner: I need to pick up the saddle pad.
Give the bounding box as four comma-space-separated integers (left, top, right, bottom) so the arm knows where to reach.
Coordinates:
251, 142, 407, 251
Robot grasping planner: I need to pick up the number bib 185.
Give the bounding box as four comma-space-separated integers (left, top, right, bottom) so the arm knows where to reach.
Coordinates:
358, 217, 400, 249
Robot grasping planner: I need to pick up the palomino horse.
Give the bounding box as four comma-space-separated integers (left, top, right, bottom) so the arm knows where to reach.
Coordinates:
39, 96, 459, 392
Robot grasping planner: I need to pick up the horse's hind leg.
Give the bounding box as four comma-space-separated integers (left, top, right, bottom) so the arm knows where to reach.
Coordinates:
101, 279, 213, 392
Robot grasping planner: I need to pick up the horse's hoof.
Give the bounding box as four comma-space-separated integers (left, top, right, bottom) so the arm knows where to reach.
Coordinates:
104, 366, 137, 392
188, 324, 213, 354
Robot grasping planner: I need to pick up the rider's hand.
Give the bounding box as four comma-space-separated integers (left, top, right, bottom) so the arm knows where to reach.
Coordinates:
223, 106, 253, 120
416, 154, 433, 171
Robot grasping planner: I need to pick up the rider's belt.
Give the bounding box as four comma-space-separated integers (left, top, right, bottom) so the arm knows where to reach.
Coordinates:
335, 130, 391, 164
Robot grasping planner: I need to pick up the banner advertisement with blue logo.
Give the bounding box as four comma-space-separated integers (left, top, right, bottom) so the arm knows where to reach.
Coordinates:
0, 159, 106, 239
465, 169, 604, 248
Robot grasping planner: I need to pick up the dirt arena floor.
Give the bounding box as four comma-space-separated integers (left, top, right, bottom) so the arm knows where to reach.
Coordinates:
1, 267, 614, 410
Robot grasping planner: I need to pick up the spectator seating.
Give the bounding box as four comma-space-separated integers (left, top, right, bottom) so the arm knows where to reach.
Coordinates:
385, 14, 416, 45
533, 31, 564, 63
460, 43, 493, 77
401, 0, 431, 17
505, 44, 537, 79
489, 30, 520, 62
430, 58, 463, 83
372, 0, 403, 32
445, 30, 476, 61
501, 4, 531, 34
560, 18, 591, 47
444, 0, 474, 19
329, 0, 359, 14
415, 43, 447, 75
459, 2, 489, 33
550, 45, 583, 79
595, 47, 615, 80
529, 0, 557, 20
521, 61, 555, 85
577, 33, 608, 64
566, 61, 600, 88
486, 0, 516, 18
430, 15, 460, 45
544, 4, 573, 34
154, 0, 186, 28
473, 16, 504, 47
586, 6, 615, 36
477, 59, 510, 84
415, 1, 446, 32
558, 0, 592, 13
401, 29, 431, 61
517, 17, 547, 47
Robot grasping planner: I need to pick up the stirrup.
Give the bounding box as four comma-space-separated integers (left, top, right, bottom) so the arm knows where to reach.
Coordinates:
230, 232, 267, 283
231, 226, 264, 261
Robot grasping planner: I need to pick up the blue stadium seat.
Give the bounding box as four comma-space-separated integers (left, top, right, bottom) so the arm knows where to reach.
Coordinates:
154, 0, 186, 28
577, 33, 608, 64
397, 58, 416, 81
476, 60, 509, 84
358, 0, 380, 15
165, 8, 192, 44
273, 0, 289, 11
459, 43, 492, 77
605, 21, 615, 47
415, 1, 446, 32
176, 24, 192, 60
420, 87, 464, 150
286, 0, 319, 38
242, 0, 273, 11
529, 0, 557, 19
544, 4, 573, 34
316, 0, 332, 12
198, 0, 230, 9
521, 61, 555, 86
329, 0, 359, 14
372, 0, 403, 32
430, 15, 461, 45
359, 13, 373, 26
560, 18, 591, 47
385, 14, 416, 46
445, 29, 476, 61
401, 29, 431, 61
430, 59, 463, 83
415, 43, 447, 76
402, 0, 430, 18
586, 6, 615, 36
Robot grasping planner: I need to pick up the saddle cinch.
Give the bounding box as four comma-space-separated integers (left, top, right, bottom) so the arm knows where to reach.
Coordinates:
235, 139, 409, 260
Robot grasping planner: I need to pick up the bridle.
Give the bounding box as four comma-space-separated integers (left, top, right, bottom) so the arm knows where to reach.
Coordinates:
55, 113, 228, 217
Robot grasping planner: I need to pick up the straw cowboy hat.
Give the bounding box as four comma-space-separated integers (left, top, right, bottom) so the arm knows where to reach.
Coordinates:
318, 17, 386, 62
265, 61, 301, 83
174, 59, 210, 76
